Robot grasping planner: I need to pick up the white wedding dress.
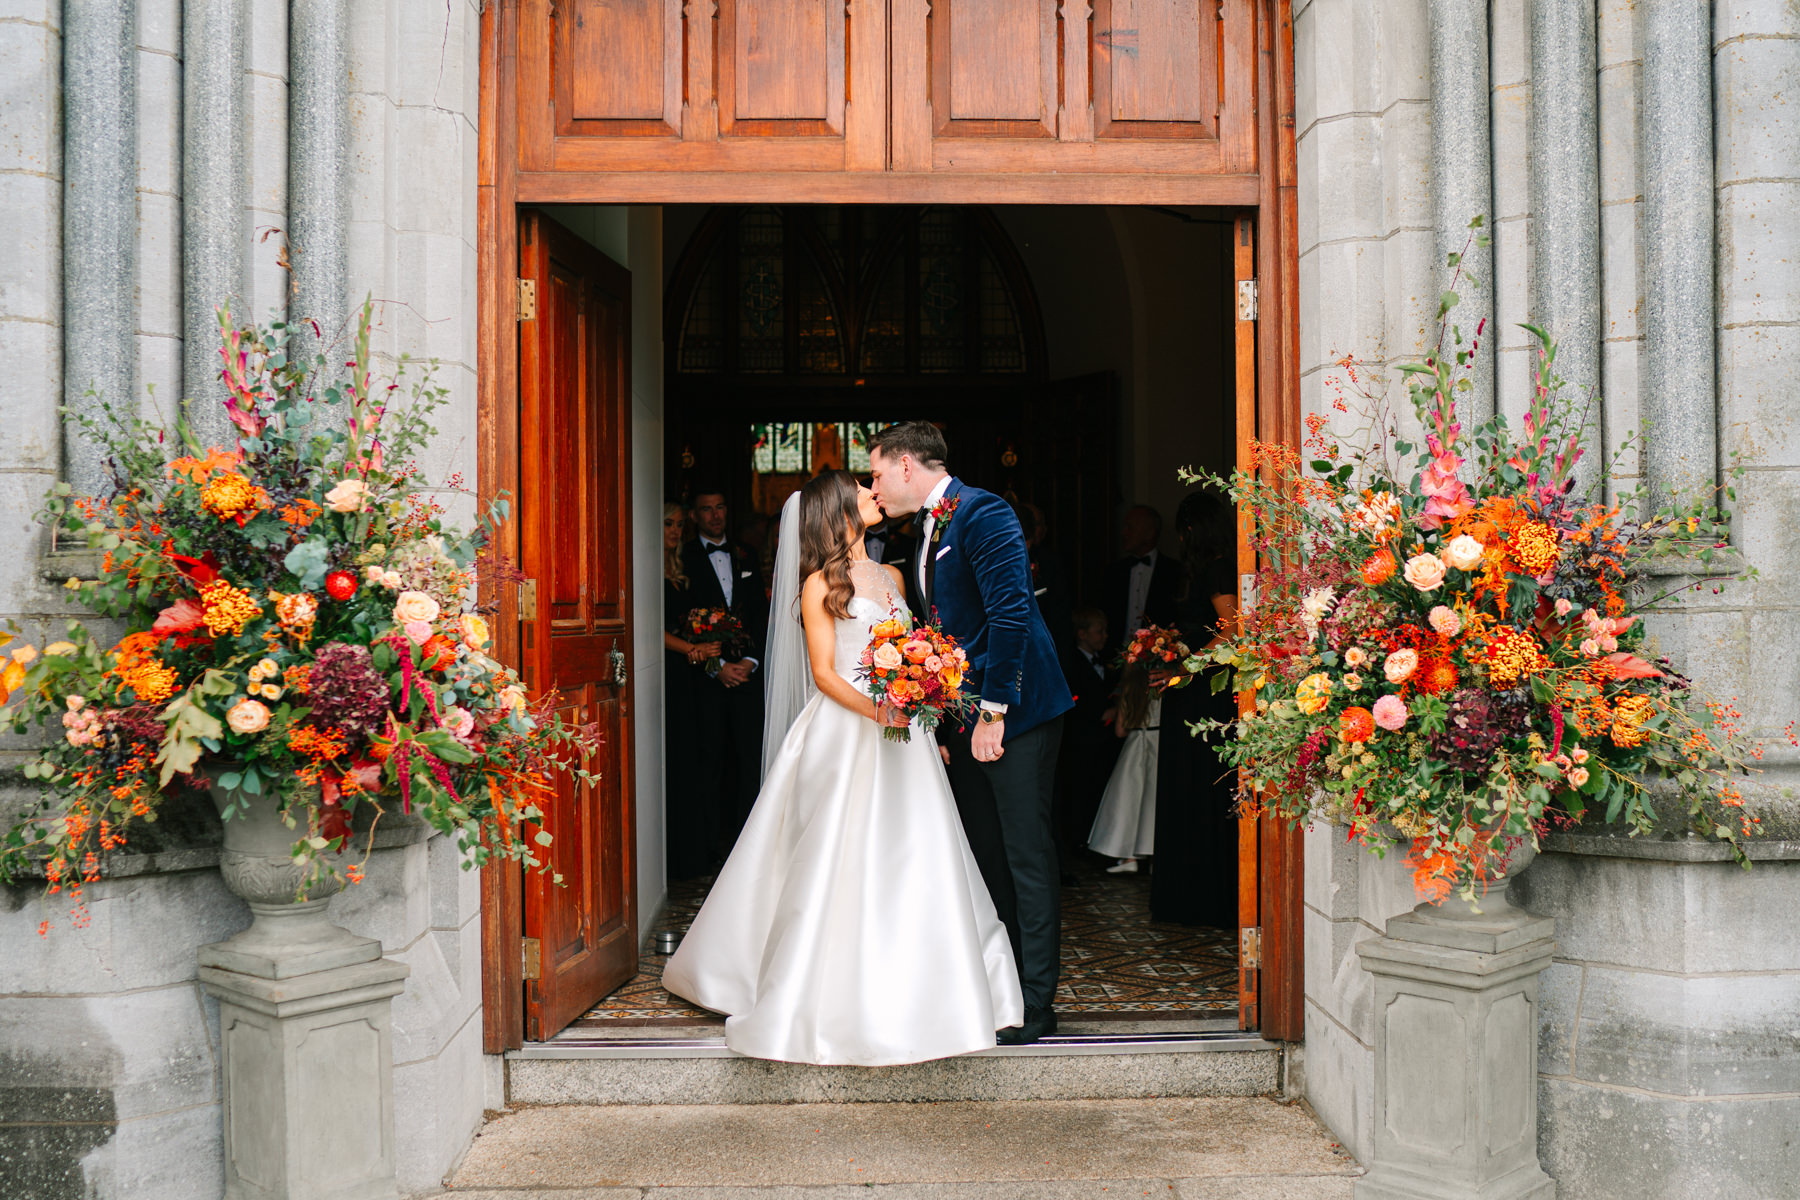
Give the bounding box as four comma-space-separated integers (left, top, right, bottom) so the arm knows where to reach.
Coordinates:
661, 559, 1023, 1066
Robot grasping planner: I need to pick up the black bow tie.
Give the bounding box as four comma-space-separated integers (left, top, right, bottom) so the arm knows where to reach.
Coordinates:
705, 543, 730, 557
1134, 556, 1153, 568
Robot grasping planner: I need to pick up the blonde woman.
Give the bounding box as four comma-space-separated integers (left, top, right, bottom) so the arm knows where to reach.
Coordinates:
664, 501, 720, 878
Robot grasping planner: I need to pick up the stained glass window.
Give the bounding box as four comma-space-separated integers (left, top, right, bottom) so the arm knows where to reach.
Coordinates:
677, 255, 725, 372
736, 209, 785, 373
977, 246, 1026, 372
750, 422, 893, 475
794, 255, 845, 374
917, 209, 967, 373
858, 252, 907, 374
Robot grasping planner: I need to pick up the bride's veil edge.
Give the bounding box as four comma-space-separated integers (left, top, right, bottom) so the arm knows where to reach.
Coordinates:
760, 491, 814, 780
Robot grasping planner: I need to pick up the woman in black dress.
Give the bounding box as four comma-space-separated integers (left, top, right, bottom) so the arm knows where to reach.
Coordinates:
1150, 489, 1241, 928
663, 501, 722, 879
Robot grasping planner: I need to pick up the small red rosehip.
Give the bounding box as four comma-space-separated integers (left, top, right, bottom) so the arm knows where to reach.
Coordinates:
324, 570, 357, 601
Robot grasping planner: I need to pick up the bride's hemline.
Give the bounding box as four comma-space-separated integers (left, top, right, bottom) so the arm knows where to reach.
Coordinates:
664, 996, 1007, 1068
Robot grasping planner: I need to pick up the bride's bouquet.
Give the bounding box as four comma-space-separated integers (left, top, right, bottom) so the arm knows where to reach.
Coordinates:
859, 616, 978, 743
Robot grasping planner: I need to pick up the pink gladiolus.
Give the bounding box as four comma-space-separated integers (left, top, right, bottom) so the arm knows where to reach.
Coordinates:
1416, 452, 1475, 530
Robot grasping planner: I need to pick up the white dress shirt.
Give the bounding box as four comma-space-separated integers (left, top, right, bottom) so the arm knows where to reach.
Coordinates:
914, 475, 954, 601
1125, 549, 1158, 636
701, 536, 734, 605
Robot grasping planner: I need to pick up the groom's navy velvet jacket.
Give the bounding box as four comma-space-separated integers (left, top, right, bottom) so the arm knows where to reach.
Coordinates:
920, 480, 1073, 740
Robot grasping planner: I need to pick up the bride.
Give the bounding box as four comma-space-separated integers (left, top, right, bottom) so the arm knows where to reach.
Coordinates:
661, 470, 1023, 1065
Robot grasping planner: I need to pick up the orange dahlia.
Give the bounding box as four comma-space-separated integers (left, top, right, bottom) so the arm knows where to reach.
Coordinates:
1340, 706, 1375, 744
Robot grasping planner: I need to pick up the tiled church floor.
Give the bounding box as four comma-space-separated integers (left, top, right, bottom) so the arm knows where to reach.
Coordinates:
570, 858, 1237, 1029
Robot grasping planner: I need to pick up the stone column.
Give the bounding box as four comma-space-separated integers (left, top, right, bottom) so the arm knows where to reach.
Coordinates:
1429, 0, 1496, 423
1355, 890, 1557, 1200
182, 0, 249, 450
1639, 0, 1716, 514
1529, 0, 1601, 492
61, 0, 137, 498
288, 0, 350, 363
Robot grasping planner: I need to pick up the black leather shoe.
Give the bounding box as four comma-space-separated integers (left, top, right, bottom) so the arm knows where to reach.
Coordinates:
997, 1007, 1058, 1046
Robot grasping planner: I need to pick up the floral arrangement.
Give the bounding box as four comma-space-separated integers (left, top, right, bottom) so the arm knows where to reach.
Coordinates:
859, 616, 977, 743
1, 302, 599, 927
683, 607, 749, 677
1187, 232, 1778, 902
1119, 625, 1194, 692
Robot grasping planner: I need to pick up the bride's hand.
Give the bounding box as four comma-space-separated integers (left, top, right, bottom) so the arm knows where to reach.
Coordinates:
875, 702, 911, 729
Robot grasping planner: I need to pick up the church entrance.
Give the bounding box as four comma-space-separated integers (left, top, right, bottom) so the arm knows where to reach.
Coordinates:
475, 0, 1303, 1055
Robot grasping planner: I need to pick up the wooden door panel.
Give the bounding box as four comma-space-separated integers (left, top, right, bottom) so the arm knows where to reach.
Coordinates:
1095, 0, 1215, 135
721, 0, 846, 135
940, 0, 1056, 130
559, 0, 683, 134
518, 210, 638, 1042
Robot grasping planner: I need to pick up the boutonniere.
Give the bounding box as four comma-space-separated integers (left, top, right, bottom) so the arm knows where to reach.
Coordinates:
929, 495, 960, 545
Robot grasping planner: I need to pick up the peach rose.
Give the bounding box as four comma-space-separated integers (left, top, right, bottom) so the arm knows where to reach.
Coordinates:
1442, 535, 1485, 572
1554, 597, 1574, 618
324, 479, 368, 513
871, 618, 908, 640
1384, 648, 1419, 683
902, 638, 933, 663
872, 641, 904, 671
1402, 552, 1447, 593
392, 590, 441, 625
1343, 647, 1367, 669
227, 698, 271, 734
1568, 766, 1590, 787
441, 705, 475, 738
924, 654, 943, 673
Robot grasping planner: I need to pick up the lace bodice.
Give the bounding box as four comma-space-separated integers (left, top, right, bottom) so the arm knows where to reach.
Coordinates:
835, 560, 911, 682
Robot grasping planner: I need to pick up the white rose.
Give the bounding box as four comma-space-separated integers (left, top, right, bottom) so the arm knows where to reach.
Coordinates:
1443, 535, 1485, 572
392, 590, 441, 625
325, 479, 368, 513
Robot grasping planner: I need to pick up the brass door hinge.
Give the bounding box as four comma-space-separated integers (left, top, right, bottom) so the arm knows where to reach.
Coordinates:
1240, 926, 1262, 971
1236, 278, 1259, 321
517, 578, 538, 618
517, 278, 538, 321
521, 936, 541, 981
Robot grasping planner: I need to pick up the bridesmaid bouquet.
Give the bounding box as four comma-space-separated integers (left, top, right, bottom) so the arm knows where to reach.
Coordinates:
1119, 625, 1195, 691
859, 616, 978, 743
684, 607, 748, 676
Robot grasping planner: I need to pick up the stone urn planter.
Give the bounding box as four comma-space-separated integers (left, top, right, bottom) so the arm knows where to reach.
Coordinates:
196, 777, 410, 1200
1355, 830, 1557, 1200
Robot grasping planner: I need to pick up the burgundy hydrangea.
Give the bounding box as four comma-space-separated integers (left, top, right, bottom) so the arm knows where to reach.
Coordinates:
306, 643, 392, 737
1430, 687, 1532, 775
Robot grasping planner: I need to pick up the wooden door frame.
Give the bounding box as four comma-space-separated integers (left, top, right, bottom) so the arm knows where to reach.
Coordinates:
478, 0, 1304, 1053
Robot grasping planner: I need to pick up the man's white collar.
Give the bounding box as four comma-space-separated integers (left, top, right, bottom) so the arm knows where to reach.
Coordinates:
923, 475, 953, 511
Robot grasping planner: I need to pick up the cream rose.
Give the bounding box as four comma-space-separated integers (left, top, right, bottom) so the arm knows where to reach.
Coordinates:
1402, 552, 1447, 593
392, 590, 441, 625
227, 698, 271, 734
1384, 648, 1419, 683
325, 479, 368, 513
1443, 534, 1485, 572
872, 641, 904, 671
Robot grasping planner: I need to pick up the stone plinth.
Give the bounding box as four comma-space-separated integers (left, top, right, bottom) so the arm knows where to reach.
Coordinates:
200, 942, 409, 1200
1355, 901, 1556, 1200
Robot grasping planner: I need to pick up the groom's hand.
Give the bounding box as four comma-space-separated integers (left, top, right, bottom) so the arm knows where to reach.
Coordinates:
972, 717, 1005, 763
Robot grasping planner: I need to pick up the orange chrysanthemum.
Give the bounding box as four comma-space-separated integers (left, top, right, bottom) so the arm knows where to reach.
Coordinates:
1361, 550, 1397, 587
1610, 695, 1656, 748
1510, 521, 1562, 576
200, 472, 267, 523
1340, 706, 1375, 744
1483, 626, 1550, 686
1415, 657, 1459, 695
200, 580, 262, 637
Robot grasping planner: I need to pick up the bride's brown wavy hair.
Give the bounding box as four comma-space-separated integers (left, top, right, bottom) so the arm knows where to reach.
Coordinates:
799, 470, 866, 619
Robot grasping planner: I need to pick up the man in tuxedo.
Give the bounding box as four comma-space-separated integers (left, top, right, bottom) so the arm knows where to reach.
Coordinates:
1106, 504, 1181, 652
1056, 607, 1121, 872
681, 489, 768, 858
861, 514, 916, 574
869, 422, 1074, 1045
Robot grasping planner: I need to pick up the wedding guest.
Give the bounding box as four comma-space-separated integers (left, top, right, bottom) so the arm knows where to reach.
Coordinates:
1087, 657, 1158, 873
1019, 502, 1071, 650
1105, 504, 1180, 653
1150, 489, 1240, 928
682, 488, 768, 857
1054, 607, 1120, 877
862, 513, 917, 575
662, 501, 721, 879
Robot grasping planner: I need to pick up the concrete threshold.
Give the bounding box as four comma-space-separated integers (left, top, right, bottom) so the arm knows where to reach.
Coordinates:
513, 1029, 1276, 1060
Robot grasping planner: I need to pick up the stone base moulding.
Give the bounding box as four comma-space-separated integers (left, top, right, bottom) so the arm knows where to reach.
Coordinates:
200, 955, 410, 1200
1355, 893, 1557, 1200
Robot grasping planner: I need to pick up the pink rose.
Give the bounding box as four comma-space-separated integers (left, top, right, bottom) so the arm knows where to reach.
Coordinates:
1384, 648, 1419, 683
1554, 597, 1574, 618
872, 642, 904, 671
1428, 605, 1462, 637
1568, 766, 1590, 787
1402, 553, 1447, 593
1580, 638, 1600, 657
404, 620, 434, 645
441, 705, 475, 738
1372, 694, 1409, 731
1571, 747, 1589, 764
924, 654, 943, 673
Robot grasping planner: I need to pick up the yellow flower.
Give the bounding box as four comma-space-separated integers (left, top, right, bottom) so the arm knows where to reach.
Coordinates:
200, 580, 263, 637
1511, 521, 1562, 576
1296, 672, 1333, 715
201, 472, 266, 522
460, 613, 491, 651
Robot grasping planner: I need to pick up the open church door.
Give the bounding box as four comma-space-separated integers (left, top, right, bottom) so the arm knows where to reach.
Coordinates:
1232, 214, 1263, 1031
516, 210, 639, 1041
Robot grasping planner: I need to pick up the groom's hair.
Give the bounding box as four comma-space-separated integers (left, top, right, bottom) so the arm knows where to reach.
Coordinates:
869, 421, 947, 471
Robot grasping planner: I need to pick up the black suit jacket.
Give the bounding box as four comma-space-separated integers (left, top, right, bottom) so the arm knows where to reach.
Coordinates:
1106, 552, 1182, 652
863, 523, 919, 575
1058, 643, 1116, 720
679, 538, 768, 662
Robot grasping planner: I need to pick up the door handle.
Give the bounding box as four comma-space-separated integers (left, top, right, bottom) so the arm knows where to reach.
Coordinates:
610, 646, 628, 685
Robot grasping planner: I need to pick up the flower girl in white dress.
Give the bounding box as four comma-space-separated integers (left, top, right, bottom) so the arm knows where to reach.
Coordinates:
661, 471, 1022, 1066
1087, 661, 1159, 873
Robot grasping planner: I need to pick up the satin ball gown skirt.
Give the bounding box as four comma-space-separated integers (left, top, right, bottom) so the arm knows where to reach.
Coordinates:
661, 693, 1024, 1067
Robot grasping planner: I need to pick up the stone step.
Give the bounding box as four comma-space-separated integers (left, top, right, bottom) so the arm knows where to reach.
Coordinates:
505, 1025, 1285, 1106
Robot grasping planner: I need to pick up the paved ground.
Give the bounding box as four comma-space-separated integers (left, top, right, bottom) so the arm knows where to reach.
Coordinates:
442, 1096, 1360, 1198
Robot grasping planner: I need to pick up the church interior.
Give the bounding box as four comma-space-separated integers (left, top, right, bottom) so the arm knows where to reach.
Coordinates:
555, 203, 1253, 1034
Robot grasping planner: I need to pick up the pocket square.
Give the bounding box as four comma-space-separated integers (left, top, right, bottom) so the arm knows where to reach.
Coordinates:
935, 544, 954, 560
739, 570, 753, 579
888, 558, 908, 567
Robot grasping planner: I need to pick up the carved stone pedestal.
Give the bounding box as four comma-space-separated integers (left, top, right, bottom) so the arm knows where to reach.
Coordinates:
1355, 893, 1557, 1200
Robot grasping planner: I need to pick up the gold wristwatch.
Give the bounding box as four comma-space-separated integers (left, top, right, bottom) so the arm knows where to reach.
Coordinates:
979, 709, 1004, 725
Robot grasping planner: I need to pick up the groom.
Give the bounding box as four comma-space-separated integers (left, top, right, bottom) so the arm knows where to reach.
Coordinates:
868, 422, 1074, 1045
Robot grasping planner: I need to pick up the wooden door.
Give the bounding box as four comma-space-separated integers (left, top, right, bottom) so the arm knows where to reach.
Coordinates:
517, 211, 638, 1041
1230, 212, 1262, 1031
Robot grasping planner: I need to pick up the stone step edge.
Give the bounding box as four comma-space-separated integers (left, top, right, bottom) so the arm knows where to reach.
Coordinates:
512, 1031, 1278, 1060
